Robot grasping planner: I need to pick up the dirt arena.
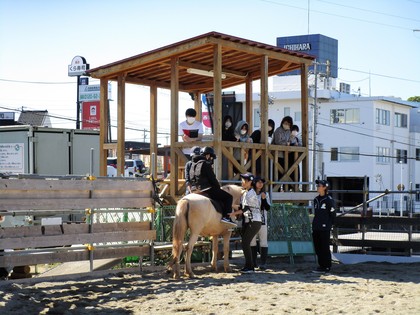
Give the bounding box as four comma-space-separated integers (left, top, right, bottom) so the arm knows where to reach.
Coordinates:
0, 257, 419, 315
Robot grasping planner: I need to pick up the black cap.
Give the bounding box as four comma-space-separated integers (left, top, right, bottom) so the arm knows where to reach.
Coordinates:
240, 173, 254, 181
253, 176, 266, 184
315, 179, 329, 187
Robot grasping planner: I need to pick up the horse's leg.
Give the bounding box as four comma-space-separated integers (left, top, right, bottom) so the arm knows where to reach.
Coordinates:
211, 236, 218, 272
171, 238, 183, 279
185, 232, 199, 278
222, 230, 233, 272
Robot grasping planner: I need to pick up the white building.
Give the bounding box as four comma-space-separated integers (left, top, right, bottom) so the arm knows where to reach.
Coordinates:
237, 78, 419, 213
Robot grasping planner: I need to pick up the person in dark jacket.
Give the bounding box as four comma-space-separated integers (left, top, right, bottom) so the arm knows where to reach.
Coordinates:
312, 179, 336, 273
222, 115, 236, 142
189, 146, 236, 227
185, 146, 201, 195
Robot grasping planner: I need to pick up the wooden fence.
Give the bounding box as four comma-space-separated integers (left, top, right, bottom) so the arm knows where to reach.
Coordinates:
0, 176, 156, 270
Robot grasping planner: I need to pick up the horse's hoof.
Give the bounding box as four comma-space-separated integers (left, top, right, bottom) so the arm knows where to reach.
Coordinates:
185, 273, 195, 278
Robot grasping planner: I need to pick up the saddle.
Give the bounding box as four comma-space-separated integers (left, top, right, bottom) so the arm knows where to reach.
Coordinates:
191, 190, 224, 215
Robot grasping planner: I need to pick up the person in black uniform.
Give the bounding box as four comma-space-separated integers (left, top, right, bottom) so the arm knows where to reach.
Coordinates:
189, 146, 236, 228
184, 146, 201, 195
312, 179, 336, 273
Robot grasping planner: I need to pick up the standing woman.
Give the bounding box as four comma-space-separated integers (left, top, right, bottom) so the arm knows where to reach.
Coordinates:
230, 173, 261, 273
312, 179, 336, 273
250, 176, 271, 270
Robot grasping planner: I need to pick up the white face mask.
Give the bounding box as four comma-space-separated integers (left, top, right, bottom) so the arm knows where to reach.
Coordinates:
282, 123, 290, 130
240, 129, 247, 135
291, 130, 298, 136
225, 121, 232, 128
187, 117, 195, 124
268, 126, 273, 132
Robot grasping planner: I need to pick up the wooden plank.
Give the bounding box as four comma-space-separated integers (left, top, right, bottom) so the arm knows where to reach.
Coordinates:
0, 230, 156, 249
1, 197, 153, 210
150, 85, 158, 179
0, 178, 153, 191
0, 189, 152, 200
0, 246, 151, 267
300, 63, 309, 189
0, 222, 152, 238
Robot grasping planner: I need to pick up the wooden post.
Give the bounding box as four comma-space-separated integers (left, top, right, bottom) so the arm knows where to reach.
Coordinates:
300, 63, 309, 190
213, 44, 223, 178
99, 78, 108, 176
117, 74, 126, 176
150, 85, 158, 179
170, 57, 179, 197
194, 91, 201, 120
245, 76, 253, 130
260, 55, 269, 181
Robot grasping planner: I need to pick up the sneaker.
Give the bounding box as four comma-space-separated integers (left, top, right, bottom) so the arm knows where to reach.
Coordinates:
240, 267, 255, 274
257, 265, 266, 271
312, 267, 330, 274
220, 217, 237, 228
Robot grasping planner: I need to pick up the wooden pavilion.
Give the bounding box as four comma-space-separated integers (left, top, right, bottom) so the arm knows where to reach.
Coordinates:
87, 32, 315, 198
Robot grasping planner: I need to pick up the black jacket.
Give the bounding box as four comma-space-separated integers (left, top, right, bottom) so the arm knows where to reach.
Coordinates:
312, 194, 335, 231
189, 155, 220, 191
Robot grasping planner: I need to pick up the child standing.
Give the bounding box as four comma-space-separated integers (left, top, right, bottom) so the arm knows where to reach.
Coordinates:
250, 176, 271, 270
230, 173, 261, 273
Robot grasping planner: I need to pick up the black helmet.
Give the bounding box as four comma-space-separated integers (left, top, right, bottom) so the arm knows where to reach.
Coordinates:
190, 146, 201, 157
201, 146, 216, 159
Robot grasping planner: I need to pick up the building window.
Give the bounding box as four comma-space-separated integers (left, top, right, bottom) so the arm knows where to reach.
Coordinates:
254, 108, 260, 128
395, 112, 408, 128
284, 107, 290, 117
331, 147, 338, 161
330, 108, 360, 124
416, 148, 420, 161
376, 147, 390, 163
294, 111, 301, 122
331, 147, 359, 161
416, 184, 420, 202
396, 149, 408, 164
376, 108, 390, 125
339, 147, 359, 161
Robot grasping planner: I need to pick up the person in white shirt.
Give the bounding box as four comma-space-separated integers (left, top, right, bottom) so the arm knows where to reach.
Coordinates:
230, 173, 262, 273
178, 108, 204, 156
250, 176, 271, 270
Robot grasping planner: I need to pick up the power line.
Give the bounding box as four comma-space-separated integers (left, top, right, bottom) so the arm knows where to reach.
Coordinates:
260, 0, 417, 31
316, 0, 420, 23
0, 78, 75, 85
338, 67, 420, 83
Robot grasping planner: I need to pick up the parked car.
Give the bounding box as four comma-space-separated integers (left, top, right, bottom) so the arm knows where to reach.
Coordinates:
106, 157, 145, 177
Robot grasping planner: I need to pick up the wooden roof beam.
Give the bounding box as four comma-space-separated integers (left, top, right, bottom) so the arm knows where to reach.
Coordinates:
208, 37, 313, 66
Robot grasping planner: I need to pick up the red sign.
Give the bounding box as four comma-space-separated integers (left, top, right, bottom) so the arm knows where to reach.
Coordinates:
82, 101, 100, 129
202, 111, 212, 128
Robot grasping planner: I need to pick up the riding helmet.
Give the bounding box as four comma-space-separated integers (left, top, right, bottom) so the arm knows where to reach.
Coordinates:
200, 146, 216, 159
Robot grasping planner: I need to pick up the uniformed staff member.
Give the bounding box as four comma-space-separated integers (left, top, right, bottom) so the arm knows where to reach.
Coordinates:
312, 179, 335, 273
189, 146, 236, 227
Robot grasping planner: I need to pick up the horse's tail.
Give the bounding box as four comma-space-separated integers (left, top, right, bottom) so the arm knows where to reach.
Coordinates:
169, 198, 189, 277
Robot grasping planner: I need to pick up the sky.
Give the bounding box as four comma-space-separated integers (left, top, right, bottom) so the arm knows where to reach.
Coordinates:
1, 0, 420, 143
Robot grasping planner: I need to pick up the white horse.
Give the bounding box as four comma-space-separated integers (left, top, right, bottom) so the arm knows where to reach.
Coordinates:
169, 184, 243, 279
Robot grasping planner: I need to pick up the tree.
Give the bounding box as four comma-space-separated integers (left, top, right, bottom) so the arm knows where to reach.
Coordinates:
407, 96, 420, 102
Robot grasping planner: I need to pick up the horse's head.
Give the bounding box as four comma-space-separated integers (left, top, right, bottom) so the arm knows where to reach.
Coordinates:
221, 184, 244, 206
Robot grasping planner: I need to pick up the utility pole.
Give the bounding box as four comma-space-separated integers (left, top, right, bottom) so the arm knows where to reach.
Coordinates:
311, 61, 318, 189
311, 59, 330, 188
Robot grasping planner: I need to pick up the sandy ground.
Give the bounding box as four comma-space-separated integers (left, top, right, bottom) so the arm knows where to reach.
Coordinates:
0, 256, 419, 315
